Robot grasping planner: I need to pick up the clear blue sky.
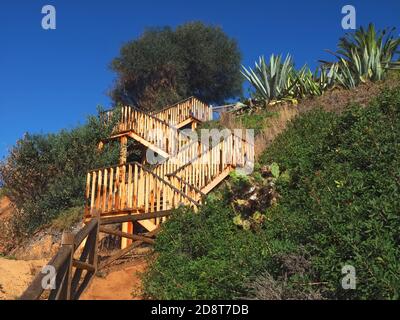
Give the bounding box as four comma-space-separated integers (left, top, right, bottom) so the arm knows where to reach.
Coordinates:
1, 0, 399, 159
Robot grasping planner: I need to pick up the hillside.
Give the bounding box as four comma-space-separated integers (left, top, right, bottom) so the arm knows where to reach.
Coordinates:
143, 83, 400, 300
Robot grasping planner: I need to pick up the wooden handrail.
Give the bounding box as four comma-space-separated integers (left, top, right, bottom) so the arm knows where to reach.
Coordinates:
150, 96, 197, 114
20, 218, 100, 300
19, 246, 72, 300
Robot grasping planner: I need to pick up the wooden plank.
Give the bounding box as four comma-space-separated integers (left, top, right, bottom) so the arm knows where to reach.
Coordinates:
99, 227, 155, 245
127, 131, 170, 159
74, 219, 98, 248
96, 209, 170, 225
98, 228, 161, 270
73, 260, 96, 272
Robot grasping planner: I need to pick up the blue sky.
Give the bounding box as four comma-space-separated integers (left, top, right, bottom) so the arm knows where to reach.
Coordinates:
0, 0, 399, 159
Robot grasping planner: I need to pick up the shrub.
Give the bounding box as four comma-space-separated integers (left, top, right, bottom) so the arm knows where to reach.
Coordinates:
0, 112, 119, 236
146, 87, 400, 300
143, 196, 270, 299
260, 87, 400, 299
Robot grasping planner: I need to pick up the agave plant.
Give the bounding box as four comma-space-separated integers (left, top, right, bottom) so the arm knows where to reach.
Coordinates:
241, 54, 295, 104
290, 63, 339, 98
322, 23, 400, 88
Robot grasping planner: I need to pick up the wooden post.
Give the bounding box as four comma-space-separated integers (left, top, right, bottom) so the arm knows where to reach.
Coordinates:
119, 136, 133, 249
60, 232, 74, 300
119, 136, 128, 165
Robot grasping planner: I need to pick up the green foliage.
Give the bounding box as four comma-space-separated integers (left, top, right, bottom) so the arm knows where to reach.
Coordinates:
111, 22, 242, 110
0, 188, 7, 198
260, 87, 400, 299
239, 111, 274, 134
242, 24, 399, 105
0, 112, 119, 236
291, 64, 337, 98
0, 253, 17, 260
143, 198, 270, 299
270, 162, 280, 179
242, 55, 339, 106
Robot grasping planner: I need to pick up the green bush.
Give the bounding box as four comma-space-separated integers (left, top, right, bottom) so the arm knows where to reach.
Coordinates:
143, 196, 271, 299
0, 111, 119, 236
260, 87, 400, 299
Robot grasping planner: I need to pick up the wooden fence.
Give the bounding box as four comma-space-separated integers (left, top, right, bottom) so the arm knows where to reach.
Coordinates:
20, 217, 100, 300
167, 133, 255, 194
150, 96, 213, 125
85, 162, 200, 218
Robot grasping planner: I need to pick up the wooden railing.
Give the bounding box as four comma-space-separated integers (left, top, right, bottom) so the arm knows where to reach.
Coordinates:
150, 97, 213, 125
85, 162, 201, 218
20, 218, 100, 300
103, 106, 191, 156
168, 133, 255, 194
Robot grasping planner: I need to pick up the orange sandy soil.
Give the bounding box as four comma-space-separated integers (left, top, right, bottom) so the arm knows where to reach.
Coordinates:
0, 258, 47, 300
0, 196, 149, 300
80, 258, 148, 300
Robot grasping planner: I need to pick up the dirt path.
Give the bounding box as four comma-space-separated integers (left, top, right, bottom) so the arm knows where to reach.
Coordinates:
80, 259, 148, 300
0, 257, 47, 300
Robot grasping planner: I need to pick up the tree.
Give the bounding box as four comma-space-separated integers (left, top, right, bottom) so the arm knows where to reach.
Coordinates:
110, 22, 243, 111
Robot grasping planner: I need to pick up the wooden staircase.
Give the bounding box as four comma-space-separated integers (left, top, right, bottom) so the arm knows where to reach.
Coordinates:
87, 97, 254, 234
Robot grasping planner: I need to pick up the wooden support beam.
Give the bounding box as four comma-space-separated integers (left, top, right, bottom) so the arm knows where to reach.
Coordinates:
99, 226, 155, 245
127, 131, 170, 159
19, 247, 72, 300
100, 210, 173, 225
73, 260, 96, 273
98, 228, 160, 270
201, 165, 233, 195
99, 241, 142, 270
175, 116, 200, 130
74, 219, 98, 248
